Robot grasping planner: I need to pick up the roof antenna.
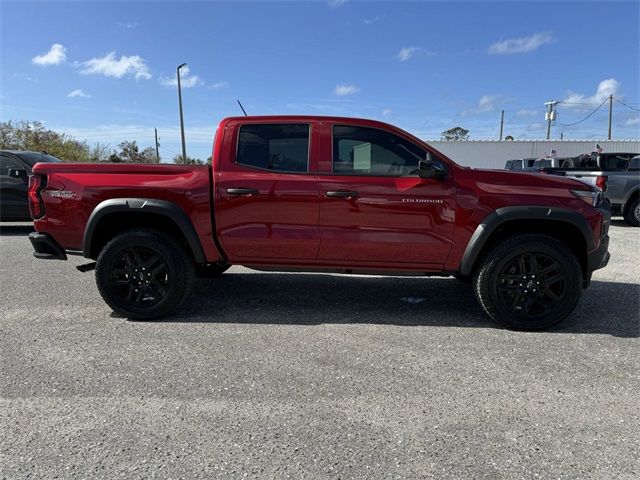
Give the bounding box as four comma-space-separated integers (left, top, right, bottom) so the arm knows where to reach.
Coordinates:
237, 100, 248, 116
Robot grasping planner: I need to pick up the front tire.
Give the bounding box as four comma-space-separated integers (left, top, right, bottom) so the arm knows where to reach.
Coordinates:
623, 197, 640, 227
473, 234, 583, 330
95, 230, 195, 320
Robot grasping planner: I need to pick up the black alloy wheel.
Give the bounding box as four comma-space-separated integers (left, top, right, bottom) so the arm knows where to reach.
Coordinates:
110, 246, 170, 307
95, 230, 195, 319
496, 252, 566, 318
473, 234, 583, 330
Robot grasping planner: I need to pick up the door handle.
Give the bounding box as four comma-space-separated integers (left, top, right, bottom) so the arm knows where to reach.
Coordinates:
326, 190, 359, 198
227, 188, 259, 195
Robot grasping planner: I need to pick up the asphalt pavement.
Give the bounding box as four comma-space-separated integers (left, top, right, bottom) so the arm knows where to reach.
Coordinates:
1, 221, 638, 479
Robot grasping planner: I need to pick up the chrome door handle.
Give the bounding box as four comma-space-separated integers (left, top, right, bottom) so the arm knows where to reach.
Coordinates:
326, 191, 359, 198
227, 188, 259, 195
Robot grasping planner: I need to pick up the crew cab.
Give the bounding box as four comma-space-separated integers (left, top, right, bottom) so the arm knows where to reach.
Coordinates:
28, 116, 611, 330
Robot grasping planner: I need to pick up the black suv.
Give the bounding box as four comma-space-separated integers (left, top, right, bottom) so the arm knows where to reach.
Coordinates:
0, 150, 62, 221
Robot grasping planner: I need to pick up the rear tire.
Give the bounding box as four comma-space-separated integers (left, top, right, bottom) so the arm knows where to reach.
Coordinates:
623, 197, 640, 227
95, 230, 195, 320
473, 234, 583, 330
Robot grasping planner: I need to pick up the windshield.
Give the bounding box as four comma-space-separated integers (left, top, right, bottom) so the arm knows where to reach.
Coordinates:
15, 152, 63, 167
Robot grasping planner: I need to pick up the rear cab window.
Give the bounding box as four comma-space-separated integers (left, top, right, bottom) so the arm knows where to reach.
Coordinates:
236, 124, 310, 173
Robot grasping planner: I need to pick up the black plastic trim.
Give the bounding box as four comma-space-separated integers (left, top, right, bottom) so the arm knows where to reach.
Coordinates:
459, 206, 595, 276
83, 198, 206, 263
29, 232, 67, 260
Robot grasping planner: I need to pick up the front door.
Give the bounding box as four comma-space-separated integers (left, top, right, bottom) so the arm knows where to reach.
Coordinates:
317, 124, 456, 267
216, 122, 320, 261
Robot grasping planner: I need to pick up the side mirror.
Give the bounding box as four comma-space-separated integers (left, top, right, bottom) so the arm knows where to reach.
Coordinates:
418, 159, 447, 180
8, 168, 28, 183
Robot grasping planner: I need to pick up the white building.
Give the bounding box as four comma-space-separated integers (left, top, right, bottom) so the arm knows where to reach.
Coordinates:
426, 140, 640, 170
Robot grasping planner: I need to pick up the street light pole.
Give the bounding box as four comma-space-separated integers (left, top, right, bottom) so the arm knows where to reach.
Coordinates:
177, 63, 187, 162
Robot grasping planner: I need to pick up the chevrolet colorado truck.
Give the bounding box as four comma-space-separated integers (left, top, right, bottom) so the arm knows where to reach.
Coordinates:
28, 116, 611, 330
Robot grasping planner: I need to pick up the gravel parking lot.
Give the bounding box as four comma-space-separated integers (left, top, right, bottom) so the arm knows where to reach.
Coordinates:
1, 221, 638, 479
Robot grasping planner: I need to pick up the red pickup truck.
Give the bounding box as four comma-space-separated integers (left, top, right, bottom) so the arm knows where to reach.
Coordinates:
28, 116, 610, 330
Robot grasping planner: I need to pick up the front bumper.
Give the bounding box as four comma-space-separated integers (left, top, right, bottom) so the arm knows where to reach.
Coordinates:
586, 203, 612, 274
29, 232, 67, 260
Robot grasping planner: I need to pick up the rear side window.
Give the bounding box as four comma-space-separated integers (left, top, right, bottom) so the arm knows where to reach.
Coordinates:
236, 124, 309, 173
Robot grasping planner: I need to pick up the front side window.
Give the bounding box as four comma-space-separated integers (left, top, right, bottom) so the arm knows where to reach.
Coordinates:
236, 124, 309, 173
332, 125, 425, 176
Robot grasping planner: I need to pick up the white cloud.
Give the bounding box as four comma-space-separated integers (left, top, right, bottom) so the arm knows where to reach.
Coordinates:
364, 15, 382, 25
118, 21, 139, 29
328, 0, 347, 7
334, 84, 359, 96
67, 89, 91, 98
207, 81, 228, 90
516, 108, 538, 117
32, 44, 66, 66
488, 31, 554, 54
625, 117, 640, 127
396, 47, 420, 62
382, 109, 392, 116
476, 95, 500, 112
159, 66, 203, 88
461, 95, 511, 116
78, 52, 152, 80
562, 78, 620, 109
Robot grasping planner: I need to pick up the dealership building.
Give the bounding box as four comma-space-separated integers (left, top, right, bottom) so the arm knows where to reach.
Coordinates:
426, 140, 640, 169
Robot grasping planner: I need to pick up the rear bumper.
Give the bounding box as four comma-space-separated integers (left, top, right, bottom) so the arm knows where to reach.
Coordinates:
29, 232, 67, 260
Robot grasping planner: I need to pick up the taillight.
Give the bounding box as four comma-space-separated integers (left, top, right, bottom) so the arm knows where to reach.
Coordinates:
595, 175, 608, 192
28, 174, 46, 219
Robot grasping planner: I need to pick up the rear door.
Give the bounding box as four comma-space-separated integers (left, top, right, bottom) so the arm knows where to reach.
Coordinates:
215, 121, 320, 260
0, 153, 29, 220
316, 123, 456, 267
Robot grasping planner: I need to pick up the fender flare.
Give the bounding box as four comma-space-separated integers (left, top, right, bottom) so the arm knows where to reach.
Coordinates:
83, 198, 206, 263
458, 206, 594, 276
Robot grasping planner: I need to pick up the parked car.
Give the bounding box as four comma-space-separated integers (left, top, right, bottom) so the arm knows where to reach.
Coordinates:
505, 158, 538, 171
28, 116, 610, 330
544, 152, 640, 226
0, 150, 62, 221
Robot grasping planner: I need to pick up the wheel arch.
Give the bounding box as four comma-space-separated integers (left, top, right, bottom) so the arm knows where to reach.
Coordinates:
624, 188, 639, 211
83, 198, 206, 263
459, 206, 594, 279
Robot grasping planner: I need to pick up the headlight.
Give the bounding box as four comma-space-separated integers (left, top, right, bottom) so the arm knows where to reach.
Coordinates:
572, 189, 603, 207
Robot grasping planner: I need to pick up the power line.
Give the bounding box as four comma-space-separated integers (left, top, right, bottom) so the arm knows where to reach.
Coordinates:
614, 98, 640, 113
558, 97, 608, 127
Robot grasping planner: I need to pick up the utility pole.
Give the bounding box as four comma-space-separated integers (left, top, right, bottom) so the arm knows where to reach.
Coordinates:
154, 128, 160, 162
608, 94, 613, 140
545, 100, 558, 140
499, 110, 504, 141
177, 63, 188, 162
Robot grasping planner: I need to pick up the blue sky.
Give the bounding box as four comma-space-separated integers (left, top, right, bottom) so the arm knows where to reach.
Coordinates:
1, 0, 639, 161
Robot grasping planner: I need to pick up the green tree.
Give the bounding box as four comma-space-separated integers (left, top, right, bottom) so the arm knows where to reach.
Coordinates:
173, 154, 204, 165
441, 126, 470, 141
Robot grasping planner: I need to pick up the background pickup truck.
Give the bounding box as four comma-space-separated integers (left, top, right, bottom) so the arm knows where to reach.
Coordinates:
544, 153, 640, 226
28, 116, 611, 330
